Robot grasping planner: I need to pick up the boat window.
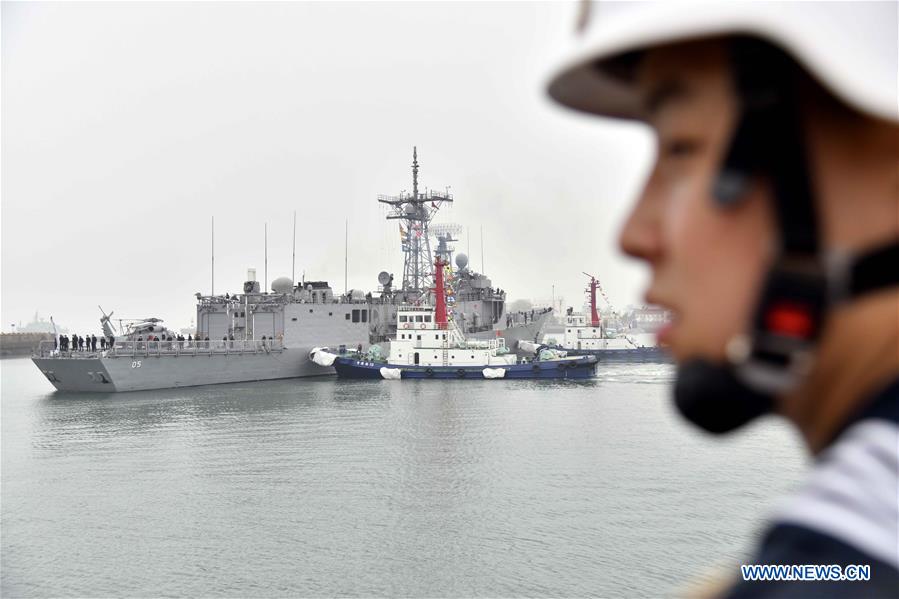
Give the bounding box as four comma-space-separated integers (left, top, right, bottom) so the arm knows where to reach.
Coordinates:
424, 315, 432, 322
329, 312, 332, 316
399, 315, 408, 323
417, 335, 421, 341
415, 315, 423, 323
345, 313, 350, 320
361, 311, 368, 323
352, 309, 360, 323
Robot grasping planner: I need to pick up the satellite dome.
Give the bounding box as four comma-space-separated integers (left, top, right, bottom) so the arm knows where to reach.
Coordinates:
455, 253, 469, 270
271, 276, 294, 294
378, 271, 391, 286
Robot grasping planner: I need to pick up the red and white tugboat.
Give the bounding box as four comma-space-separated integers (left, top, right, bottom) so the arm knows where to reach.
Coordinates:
525, 274, 669, 363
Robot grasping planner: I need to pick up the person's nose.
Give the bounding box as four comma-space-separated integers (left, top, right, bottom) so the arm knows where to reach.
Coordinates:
619, 178, 664, 264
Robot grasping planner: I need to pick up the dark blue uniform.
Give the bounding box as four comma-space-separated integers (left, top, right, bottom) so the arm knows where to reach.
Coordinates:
728, 379, 899, 597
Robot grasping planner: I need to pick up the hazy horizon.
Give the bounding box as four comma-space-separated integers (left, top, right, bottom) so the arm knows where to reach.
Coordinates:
2, 1, 655, 334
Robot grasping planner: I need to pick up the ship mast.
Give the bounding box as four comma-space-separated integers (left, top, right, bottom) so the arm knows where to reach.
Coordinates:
434, 256, 448, 329
583, 272, 601, 328
378, 147, 453, 294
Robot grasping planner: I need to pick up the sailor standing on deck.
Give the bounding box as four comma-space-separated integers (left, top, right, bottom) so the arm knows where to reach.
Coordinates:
545, 2, 898, 596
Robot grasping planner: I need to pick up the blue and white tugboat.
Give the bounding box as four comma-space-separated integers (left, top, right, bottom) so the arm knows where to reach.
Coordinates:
310, 259, 596, 380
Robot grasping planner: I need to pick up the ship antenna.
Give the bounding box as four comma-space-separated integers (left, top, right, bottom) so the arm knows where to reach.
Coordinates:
412, 146, 419, 199
480, 226, 485, 273
292, 210, 297, 286
211, 215, 215, 296
264, 222, 268, 294
344, 219, 348, 295
377, 147, 452, 293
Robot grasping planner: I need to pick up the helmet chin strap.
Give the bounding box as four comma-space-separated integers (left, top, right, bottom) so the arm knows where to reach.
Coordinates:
673, 39, 899, 434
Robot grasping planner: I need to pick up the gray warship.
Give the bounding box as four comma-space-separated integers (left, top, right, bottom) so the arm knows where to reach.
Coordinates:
32, 149, 551, 392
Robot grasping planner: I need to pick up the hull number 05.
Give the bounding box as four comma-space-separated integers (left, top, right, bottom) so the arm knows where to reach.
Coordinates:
131, 361, 142, 368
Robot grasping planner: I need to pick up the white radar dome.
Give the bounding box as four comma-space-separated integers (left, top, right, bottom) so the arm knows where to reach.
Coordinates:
455, 253, 469, 270
271, 277, 294, 294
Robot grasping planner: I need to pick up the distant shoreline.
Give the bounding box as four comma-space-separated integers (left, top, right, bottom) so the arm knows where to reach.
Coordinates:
0, 333, 54, 358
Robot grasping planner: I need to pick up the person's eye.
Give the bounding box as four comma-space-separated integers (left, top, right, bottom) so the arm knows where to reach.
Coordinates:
663, 138, 703, 158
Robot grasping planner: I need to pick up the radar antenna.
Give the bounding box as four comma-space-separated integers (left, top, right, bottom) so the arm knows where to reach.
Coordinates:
378, 147, 453, 293
431, 223, 463, 264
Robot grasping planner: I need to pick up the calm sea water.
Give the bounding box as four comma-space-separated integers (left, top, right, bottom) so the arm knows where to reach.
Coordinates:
2, 357, 806, 597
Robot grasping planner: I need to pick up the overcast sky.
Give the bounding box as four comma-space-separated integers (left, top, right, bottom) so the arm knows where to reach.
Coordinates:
2, 1, 655, 334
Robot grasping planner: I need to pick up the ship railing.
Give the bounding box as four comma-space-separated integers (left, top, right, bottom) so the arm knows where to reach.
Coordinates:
34, 339, 284, 358
408, 337, 506, 352
112, 339, 285, 357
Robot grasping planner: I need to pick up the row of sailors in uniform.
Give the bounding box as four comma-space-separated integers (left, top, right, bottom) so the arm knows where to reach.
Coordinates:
56, 333, 281, 352
132, 334, 193, 350
56, 334, 113, 352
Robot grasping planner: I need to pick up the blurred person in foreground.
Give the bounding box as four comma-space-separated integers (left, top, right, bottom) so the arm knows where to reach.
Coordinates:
547, 1, 897, 596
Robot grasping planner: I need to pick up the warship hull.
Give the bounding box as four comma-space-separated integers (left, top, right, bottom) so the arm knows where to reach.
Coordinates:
32, 347, 324, 393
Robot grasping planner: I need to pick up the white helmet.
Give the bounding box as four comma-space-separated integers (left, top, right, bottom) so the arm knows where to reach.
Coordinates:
547, 1, 898, 123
